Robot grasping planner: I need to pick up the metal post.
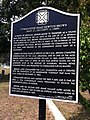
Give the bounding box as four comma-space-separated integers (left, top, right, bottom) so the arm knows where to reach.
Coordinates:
39, 99, 46, 120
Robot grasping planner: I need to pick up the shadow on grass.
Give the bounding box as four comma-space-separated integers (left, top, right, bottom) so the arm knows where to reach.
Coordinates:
0, 75, 9, 83
69, 93, 90, 120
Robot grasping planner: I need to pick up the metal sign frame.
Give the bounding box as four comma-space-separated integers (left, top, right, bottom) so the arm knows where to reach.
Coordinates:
9, 7, 80, 103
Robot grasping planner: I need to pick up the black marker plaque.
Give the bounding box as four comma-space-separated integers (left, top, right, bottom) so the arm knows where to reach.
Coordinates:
10, 7, 80, 103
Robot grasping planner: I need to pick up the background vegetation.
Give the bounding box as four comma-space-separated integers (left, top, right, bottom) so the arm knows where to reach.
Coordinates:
0, 0, 90, 92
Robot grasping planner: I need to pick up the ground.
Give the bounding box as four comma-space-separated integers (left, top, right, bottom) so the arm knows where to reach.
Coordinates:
54, 92, 90, 120
0, 67, 90, 120
0, 82, 54, 120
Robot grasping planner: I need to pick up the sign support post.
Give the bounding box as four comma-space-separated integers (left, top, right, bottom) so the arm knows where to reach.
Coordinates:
39, 99, 46, 120
38, 4, 47, 120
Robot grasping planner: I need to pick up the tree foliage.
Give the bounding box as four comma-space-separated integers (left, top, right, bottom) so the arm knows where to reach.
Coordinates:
80, 23, 90, 93
0, 0, 90, 92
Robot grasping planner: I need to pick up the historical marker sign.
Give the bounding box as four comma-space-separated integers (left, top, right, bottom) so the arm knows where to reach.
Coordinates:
10, 7, 80, 103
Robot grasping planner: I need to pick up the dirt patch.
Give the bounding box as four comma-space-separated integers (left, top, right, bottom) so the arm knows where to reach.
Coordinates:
0, 81, 90, 120
0, 82, 54, 120
54, 92, 90, 120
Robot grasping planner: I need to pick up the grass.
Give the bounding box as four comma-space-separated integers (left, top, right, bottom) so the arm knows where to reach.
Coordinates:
79, 92, 90, 112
